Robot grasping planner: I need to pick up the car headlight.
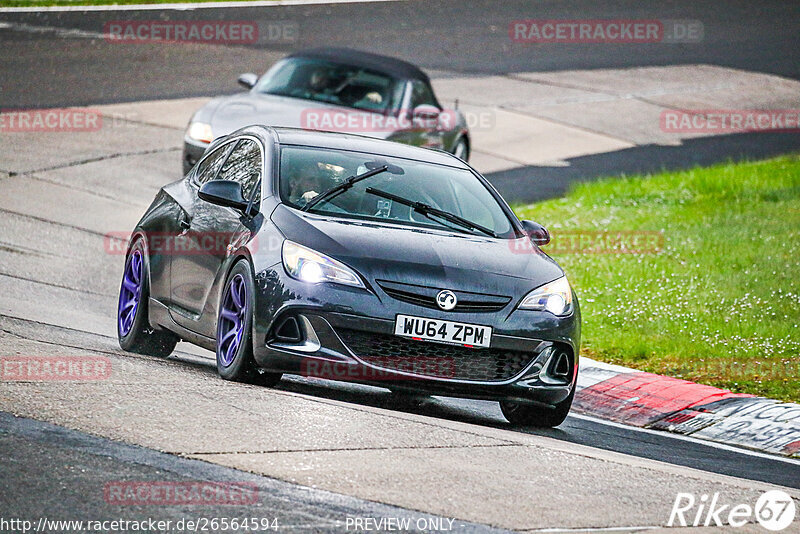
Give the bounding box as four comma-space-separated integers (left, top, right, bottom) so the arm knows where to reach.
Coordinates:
282, 240, 365, 288
186, 121, 213, 143
519, 275, 573, 316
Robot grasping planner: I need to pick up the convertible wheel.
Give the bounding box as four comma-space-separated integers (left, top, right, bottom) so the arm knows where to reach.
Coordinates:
216, 261, 282, 387
499, 388, 575, 427
117, 239, 178, 357
452, 137, 469, 161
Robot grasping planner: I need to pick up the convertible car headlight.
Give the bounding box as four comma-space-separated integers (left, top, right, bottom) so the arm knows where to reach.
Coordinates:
282, 240, 365, 288
186, 121, 214, 143
519, 276, 573, 316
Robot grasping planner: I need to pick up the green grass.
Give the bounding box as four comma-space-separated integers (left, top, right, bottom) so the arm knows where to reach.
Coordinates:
514, 155, 800, 402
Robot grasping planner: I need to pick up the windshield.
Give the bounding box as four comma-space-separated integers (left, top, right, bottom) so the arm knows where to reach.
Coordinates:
255, 58, 406, 113
279, 146, 516, 238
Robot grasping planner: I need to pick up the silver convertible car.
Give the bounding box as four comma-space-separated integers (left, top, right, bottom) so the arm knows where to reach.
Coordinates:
183, 48, 470, 174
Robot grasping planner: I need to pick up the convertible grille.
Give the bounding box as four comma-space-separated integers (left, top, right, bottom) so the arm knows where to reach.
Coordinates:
336, 328, 534, 382
376, 280, 511, 313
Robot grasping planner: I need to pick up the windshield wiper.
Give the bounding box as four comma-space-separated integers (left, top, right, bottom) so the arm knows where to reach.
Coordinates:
301, 165, 389, 212
365, 187, 497, 238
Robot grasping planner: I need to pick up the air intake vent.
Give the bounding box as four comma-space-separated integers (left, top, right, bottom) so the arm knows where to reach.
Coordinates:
335, 328, 536, 382
274, 316, 302, 342
551, 351, 571, 378
376, 280, 511, 312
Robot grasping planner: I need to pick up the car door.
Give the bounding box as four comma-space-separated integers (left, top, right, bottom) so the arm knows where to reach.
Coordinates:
169, 137, 262, 335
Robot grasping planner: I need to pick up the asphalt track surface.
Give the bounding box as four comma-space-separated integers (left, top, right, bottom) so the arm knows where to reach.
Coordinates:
2, 0, 800, 106
0, 313, 798, 528
1, 0, 800, 530
0, 412, 507, 533
2, 0, 800, 202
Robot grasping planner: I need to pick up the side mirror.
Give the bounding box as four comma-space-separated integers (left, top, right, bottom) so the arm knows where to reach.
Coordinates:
521, 220, 550, 246
237, 73, 258, 90
198, 180, 249, 212
412, 104, 441, 120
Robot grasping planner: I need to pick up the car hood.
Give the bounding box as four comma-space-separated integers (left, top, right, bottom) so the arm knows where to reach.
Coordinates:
207, 92, 395, 140
270, 204, 563, 297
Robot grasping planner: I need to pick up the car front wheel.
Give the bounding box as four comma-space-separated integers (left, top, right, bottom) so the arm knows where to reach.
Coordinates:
216, 260, 282, 387
452, 137, 469, 161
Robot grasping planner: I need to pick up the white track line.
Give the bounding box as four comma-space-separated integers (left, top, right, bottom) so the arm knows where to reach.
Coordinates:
0, 21, 107, 38
528, 527, 659, 533
570, 412, 800, 466
0, 0, 403, 13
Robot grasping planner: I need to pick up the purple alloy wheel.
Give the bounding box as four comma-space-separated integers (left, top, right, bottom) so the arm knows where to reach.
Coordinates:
118, 249, 143, 337
217, 273, 247, 367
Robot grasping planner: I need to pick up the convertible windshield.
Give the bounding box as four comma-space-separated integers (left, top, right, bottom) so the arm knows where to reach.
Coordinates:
279, 146, 515, 238
255, 57, 406, 113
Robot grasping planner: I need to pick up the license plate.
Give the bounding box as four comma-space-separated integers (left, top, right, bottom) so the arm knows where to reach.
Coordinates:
394, 314, 492, 348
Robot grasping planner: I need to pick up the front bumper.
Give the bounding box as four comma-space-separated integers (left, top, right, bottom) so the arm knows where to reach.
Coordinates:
251, 266, 580, 406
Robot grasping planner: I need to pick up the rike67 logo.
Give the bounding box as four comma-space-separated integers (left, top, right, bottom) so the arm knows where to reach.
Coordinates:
669, 490, 796, 531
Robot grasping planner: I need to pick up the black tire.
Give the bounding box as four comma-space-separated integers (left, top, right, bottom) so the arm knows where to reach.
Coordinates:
216, 260, 282, 387
117, 239, 178, 357
500, 387, 575, 427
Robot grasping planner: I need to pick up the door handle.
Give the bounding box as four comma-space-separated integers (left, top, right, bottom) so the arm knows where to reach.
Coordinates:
178, 213, 191, 231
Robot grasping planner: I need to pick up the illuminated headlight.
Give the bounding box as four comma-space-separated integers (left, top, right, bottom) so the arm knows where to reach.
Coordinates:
186, 121, 214, 143
519, 276, 573, 316
282, 240, 365, 288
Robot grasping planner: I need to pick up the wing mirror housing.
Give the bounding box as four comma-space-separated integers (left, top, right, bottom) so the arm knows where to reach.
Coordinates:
521, 220, 550, 246
412, 104, 441, 120
237, 72, 258, 90
198, 180, 250, 212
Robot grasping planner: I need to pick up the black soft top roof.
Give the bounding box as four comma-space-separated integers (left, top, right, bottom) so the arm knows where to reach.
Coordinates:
287, 47, 431, 84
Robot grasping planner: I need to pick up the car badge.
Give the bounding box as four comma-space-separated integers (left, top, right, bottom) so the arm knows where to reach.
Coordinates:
436, 290, 457, 311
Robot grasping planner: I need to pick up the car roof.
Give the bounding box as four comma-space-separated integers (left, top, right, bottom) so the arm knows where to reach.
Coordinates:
268, 126, 469, 168
287, 47, 431, 85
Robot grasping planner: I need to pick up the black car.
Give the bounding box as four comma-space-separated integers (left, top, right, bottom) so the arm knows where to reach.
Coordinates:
118, 126, 580, 426
183, 48, 470, 174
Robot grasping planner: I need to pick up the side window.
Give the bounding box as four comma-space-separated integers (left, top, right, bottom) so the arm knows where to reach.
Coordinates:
217, 139, 262, 202
195, 143, 233, 185
409, 80, 437, 109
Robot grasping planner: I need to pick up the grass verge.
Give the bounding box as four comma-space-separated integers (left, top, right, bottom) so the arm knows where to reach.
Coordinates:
515, 155, 800, 402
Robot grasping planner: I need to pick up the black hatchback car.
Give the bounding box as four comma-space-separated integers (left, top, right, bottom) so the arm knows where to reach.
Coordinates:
118, 126, 580, 426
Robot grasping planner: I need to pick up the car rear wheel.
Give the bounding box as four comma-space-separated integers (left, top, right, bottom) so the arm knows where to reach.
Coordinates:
216, 260, 282, 387
117, 239, 178, 357
500, 388, 575, 427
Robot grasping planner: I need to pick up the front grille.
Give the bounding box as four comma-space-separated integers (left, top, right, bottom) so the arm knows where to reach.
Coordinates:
377, 280, 511, 313
336, 328, 535, 382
